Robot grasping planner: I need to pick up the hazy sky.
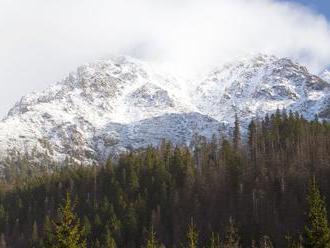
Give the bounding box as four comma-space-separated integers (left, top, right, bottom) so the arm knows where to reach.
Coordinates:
1, 0, 330, 117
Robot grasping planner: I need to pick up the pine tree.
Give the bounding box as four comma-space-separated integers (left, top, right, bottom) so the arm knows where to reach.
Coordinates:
82, 216, 91, 239
0, 233, 6, 248
0, 204, 7, 228
186, 218, 198, 248
30, 220, 40, 247
248, 120, 257, 164
124, 204, 137, 243
286, 235, 303, 248
233, 114, 241, 151
222, 218, 240, 248
94, 239, 101, 248
304, 178, 330, 248
251, 240, 257, 248
32, 220, 39, 242
104, 225, 117, 248
50, 193, 87, 248
43, 215, 53, 247
209, 232, 220, 248
259, 236, 273, 248
145, 226, 160, 248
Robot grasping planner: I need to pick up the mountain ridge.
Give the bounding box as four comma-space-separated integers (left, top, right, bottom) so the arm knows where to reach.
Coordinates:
0, 54, 329, 168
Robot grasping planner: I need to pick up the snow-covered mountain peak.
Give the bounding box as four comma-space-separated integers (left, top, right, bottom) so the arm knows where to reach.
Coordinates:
0, 56, 200, 166
193, 54, 329, 124
0, 54, 329, 169
6, 56, 189, 122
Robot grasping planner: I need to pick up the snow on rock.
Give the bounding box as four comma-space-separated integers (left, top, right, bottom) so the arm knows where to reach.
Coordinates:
320, 69, 330, 83
0, 54, 329, 167
193, 54, 330, 127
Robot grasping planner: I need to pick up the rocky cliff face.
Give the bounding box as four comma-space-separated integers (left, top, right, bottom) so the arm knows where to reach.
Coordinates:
0, 55, 329, 168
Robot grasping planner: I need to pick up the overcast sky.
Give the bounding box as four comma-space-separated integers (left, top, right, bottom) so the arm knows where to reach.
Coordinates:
1, 0, 330, 117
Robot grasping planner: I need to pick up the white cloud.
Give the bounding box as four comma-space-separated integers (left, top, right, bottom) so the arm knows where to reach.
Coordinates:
0, 0, 330, 116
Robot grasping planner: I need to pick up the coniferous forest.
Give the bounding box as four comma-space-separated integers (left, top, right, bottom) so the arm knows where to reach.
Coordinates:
0, 110, 330, 247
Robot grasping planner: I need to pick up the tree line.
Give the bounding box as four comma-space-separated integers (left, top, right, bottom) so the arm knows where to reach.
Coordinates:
0, 110, 329, 247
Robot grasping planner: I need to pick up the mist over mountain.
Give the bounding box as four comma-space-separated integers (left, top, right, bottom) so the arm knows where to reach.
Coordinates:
2, 0, 330, 117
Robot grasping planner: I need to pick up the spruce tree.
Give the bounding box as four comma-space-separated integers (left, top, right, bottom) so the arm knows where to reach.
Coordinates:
82, 216, 91, 241
222, 218, 240, 248
104, 225, 117, 248
30, 220, 40, 247
32, 220, 39, 242
286, 235, 303, 248
304, 178, 330, 248
43, 215, 53, 247
259, 236, 273, 248
0, 233, 6, 248
209, 232, 220, 248
233, 114, 241, 151
50, 193, 86, 248
248, 120, 257, 164
186, 218, 198, 248
145, 226, 160, 248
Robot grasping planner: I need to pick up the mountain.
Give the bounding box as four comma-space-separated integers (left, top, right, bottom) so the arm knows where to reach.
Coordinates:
320, 69, 330, 83
195, 55, 330, 125
0, 54, 329, 168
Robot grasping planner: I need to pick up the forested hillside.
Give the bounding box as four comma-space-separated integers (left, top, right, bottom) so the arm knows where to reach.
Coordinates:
0, 110, 330, 247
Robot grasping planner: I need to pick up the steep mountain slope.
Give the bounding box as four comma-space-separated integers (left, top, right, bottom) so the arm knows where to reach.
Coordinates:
0, 54, 329, 167
0, 56, 213, 166
193, 55, 330, 126
320, 69, 330, 83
